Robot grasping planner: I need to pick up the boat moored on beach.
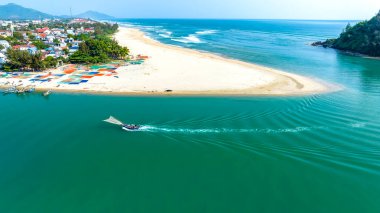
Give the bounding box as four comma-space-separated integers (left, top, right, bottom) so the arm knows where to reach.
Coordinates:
43, 90, 52, 97
3, 87, 17, 94
2, 85, 36, 95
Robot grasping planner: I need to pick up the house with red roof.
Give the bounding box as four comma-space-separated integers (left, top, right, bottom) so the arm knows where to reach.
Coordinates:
84, 27, 95, 33
35, 27, 51, 35
13, 45, 38, 54
0, 30, 12, 37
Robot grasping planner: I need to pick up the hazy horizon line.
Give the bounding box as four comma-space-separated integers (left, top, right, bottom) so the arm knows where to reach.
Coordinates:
0, 2, 375, 21
109, 18, 362, 21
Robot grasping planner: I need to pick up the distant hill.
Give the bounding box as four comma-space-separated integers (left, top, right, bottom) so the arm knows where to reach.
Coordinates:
0, 3, 53, 20
76, 11, 115, 20
313, 10, 380, 57
0, 3, 115, 20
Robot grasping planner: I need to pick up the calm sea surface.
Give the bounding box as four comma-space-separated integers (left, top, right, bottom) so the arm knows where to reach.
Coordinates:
1, 19, 380, 212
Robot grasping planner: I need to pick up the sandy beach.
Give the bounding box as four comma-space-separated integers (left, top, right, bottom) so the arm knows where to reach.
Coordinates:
0, 27, 332, 96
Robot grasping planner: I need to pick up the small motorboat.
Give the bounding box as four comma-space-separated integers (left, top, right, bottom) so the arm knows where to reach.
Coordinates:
103, 116, 142, 131
15, 89, 25, 95
43, 90, 51, 96
3, 87, 16, 94
122, 124, 141, 131
25, 87, 35, 93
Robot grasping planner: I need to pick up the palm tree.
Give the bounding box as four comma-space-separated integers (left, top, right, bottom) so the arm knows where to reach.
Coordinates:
30, 52, 44, 71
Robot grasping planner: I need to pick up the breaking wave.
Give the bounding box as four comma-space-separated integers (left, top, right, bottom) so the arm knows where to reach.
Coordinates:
195, 30, 218, 35
171, 35, 202, 44
157, 29, 173, 38
159, 33, 172, 38
170, 30, 217, 44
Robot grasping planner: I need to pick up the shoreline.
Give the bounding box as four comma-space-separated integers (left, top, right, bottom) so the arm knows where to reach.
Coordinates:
3, 86, 333, 97
0, 83, 337, 97
112, 27, 336, 96
0, 26, 338, 96
311, 43, 380, 60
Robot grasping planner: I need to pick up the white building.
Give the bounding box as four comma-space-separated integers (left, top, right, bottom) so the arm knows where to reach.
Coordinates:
0, 20, 12, 27
32, 20, 42, 24
0, 52, 7, 65
0, 30, 12, 37
0, 40, 10, 51
46, 35, 55, 43
66, 29, 75, 35
57, 42, 67, 48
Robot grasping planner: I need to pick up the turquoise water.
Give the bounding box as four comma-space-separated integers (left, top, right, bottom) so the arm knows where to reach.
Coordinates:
1, 20, 380, 212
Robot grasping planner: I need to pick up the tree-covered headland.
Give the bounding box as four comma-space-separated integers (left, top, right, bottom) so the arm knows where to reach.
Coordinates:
313, 10, 380, 57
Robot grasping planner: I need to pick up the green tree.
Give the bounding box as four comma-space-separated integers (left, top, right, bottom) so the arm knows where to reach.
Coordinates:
316, 11, 380, 57
336, 12, 380, 56
344, 23, 352, 33
28, 34, 36, 40
69, 36, 129, 64
53, 38, 60, 45
4, 49, 55, 71
32, 40, 49, 50
43, 56, 58, 68
63, 48, 69, 55
30, 52, 45, 71
13, 32, 24, 40
5, 48, 32, 70
75, 34, 90, 41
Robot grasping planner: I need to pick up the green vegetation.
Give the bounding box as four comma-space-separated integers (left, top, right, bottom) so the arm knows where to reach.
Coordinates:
43, 56, 59, 68
0, 3, 114, 20
69, 33, 90, 41
69, 22, 119, 37
12, 32, 24, 40
0, 35, 25, 46
93, 23, 119, 36
0, 3, 53, 20
28, 34, 36, 40
68, 23, 128, 64
0, 44, 4, 51
53, 38, 60, 45
313, 10, 380, 57
3, 49, 58, 71
32, 40, 49, 50
69, 37, 129, 64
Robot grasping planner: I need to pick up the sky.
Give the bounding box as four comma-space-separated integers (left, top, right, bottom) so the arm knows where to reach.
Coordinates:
2, 0, 380, 20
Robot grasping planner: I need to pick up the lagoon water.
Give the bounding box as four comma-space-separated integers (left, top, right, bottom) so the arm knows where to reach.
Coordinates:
1, 20, 380, 212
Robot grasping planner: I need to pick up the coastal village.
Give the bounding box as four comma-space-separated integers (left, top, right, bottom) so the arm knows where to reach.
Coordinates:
0, 18, 96, 65
0, 18, 148, 95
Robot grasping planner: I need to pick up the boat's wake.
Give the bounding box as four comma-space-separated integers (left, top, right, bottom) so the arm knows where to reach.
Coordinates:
129, 125, 317, 134
105, 116, 367, 134
125, 122, 367, 134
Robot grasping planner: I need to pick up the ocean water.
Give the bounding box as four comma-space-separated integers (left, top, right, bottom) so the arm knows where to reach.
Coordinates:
1, 19, 380, 212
